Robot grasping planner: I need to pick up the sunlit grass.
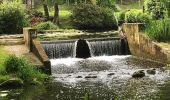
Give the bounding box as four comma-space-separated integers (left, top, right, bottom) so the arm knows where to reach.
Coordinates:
118, 1, 144, 10
0, 46, 8, 74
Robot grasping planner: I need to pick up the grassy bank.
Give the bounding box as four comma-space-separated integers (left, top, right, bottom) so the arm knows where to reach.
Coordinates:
0, 46, 8, 70
37, 31, 119, 41
0, 48, 48, 86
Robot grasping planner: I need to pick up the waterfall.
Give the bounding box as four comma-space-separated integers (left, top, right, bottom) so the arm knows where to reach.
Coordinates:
42, 38, 131, 59
42, 42, 75, 59
89, 38, 130, 56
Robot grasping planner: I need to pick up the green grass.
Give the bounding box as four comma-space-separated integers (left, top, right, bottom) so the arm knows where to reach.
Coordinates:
0, 46, 8, 71
117, 1, 144, 10
38, 31, 119, 41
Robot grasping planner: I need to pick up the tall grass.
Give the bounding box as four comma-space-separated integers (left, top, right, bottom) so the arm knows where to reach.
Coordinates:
145, 19, 170, 42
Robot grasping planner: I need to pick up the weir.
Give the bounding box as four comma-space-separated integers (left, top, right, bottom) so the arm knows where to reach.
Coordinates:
42, 37, 131, 59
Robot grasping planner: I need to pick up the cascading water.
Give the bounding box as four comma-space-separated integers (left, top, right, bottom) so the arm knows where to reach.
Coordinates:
6, 38, 168, 100
42, 42, 75, 59
89, 38, 130, 56
42, 38, 131, 59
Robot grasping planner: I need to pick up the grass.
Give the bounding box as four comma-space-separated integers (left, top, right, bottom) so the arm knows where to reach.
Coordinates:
117, 0, 144, 10
37, 31, 119, 41
145, 19, 170, 42
0, 46, 8, 72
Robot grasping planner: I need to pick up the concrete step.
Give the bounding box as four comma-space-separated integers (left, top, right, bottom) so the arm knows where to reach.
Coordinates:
0, 34, 23, 39
0, 39, 25, 45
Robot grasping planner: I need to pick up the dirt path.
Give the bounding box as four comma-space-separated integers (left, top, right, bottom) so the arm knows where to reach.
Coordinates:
4, 45, 42, 65
4, 45, 29, 57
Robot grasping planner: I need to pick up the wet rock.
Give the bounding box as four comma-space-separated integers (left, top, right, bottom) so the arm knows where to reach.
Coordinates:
75, 76, 82, 78
132, 70, 145, 78
76, 39, 91, 58
107, 73, 115, 76
85, 76, 97, 78
0, 78, 24, 88
160, 67, 166, 72
147, 68, 156, 75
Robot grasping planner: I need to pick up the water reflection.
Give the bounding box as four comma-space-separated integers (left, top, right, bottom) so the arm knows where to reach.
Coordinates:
1, 56, 170, 100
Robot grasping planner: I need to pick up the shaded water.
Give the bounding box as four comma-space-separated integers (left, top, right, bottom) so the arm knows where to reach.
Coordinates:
1, 56, 170, 100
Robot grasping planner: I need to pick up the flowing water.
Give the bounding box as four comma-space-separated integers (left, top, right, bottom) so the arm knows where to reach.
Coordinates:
1, 56, 170, 100
1, 39, 170, 99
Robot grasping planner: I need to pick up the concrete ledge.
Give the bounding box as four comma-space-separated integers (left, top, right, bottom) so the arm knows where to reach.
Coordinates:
32, 39, 51, 74
123, 23, 168, 63
23, 28, 51, 74
41, 37, 120, 44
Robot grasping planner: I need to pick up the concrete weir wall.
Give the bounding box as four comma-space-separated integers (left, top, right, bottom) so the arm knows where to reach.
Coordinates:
23, 28, 51, 74
123, 23, 169, 63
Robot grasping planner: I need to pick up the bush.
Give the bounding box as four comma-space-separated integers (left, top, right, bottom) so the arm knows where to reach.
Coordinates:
144, 0, 168, 19
4, 55, 47, 82
125, 9, 151, 23
162, 0, 170, 18
117, 10, 129, 25
34, 21, 58, 31
71, 4, 118, 30
145, 19, 170, 42
0, 1, 28, 34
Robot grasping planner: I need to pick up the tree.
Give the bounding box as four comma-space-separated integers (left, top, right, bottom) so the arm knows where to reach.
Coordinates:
41, 0, 60, 25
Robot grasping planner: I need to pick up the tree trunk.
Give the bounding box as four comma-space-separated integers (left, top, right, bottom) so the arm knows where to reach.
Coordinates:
53, 3, 59, 25
43, 4, 49, 20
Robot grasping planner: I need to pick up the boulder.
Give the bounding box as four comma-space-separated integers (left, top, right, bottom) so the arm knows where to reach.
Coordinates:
132, 70, 145, 78
146, 68, 156, 75
0, 78, 24, 88
107, 73, 115, 76
75, 76, 82, 78
85, 76, 97, 78
75, 39, 91, 58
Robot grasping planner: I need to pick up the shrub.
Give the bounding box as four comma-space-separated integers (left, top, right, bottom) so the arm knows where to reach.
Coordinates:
145, 19, 170, 42
0, 1, 29, 34
4, 55, 47, 82
125, 9, 151, 23
144, 0, 168, 19
34, 21, 58, 31
162, 0, 170, 18
71, 4, 118, 30
117, 10, 129, 25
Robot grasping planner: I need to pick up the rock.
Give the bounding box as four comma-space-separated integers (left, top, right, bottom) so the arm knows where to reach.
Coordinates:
75, 76, 82, 78
147, 68, 156, 75
75, 39, 91, 58
85, 76, 97, 78
132, 70, 145, 78
107, 73, 115, 76
0, 78, 24, 88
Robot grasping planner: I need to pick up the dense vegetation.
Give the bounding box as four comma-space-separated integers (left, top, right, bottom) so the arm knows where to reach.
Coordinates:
145, 19, 170, 42
0, 55, 47, 84
0, 1, 28, 34
71, 4, 118, 30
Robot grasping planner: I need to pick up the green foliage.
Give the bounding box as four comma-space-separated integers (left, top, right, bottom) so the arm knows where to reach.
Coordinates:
144, 0, 168, 19
96, 0, 118, 11
162, 0, 170, 18
117, 10, 129, 25
145, 19, 170, 42
71, 4, 118, 30
125, 9, 151, 23
34, 21, 58, 31
4, 55, 47, 82
0, 75, 12, 83
4, 55, 25, 73
0, 0, 29, 34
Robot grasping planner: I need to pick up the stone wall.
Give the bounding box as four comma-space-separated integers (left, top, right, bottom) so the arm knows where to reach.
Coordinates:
23, 28, 51, 74
123, 23, 169, 63
32, 39, 51, 74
